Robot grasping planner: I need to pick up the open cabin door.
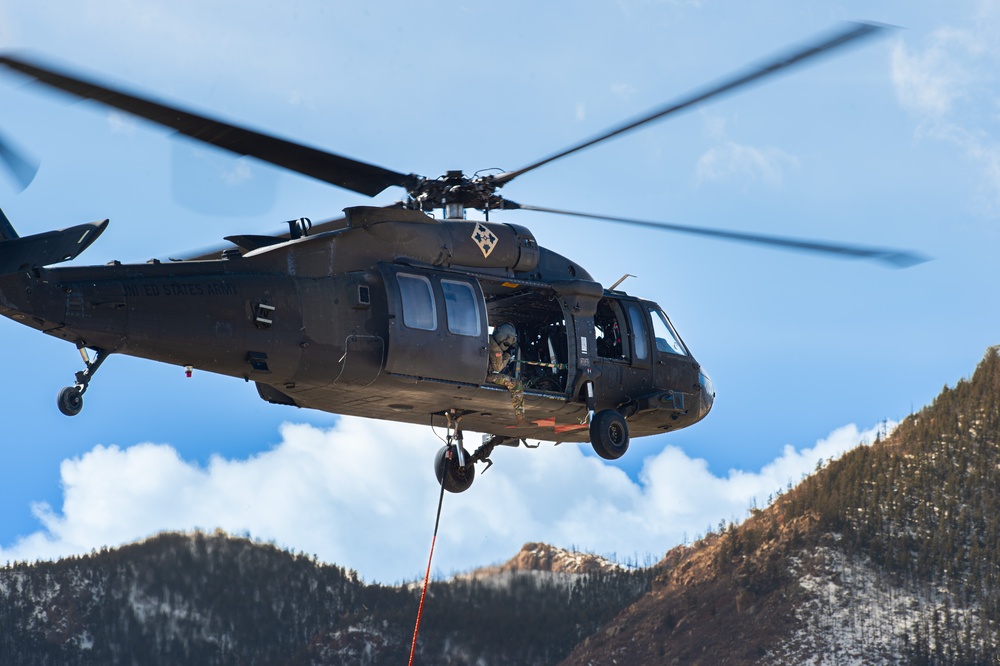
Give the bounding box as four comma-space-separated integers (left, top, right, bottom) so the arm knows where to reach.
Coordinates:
381, 265, 489, 385
480, 279, 581, 396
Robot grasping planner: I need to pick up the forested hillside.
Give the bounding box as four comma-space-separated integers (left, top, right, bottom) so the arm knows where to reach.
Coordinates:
782, 345, 1000, 661
561, 347, 1000, 664
0, 531, 650, 665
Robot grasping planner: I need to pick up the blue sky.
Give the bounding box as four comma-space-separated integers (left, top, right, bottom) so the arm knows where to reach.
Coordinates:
0, 1, 997, 582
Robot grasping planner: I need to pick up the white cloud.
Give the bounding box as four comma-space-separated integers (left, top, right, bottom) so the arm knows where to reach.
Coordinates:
610, 82, 637, 100
0, 418, 884, 583
695, 141, 799, 187
695, 112, 799, 187
890, 23, 1000, 212
890, 30, 974, 118
219, 158, 254, 185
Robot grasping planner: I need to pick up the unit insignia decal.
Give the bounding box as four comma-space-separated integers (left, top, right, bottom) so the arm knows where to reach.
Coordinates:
472, 222, 498, 258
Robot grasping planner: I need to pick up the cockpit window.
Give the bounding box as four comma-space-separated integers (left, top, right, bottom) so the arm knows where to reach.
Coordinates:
595, 298, 624, 359
626, 304, 649, 361
650, 308, 687, 355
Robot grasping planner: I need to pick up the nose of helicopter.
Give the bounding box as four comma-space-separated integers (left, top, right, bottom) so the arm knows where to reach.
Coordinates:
698, 370, 715, 419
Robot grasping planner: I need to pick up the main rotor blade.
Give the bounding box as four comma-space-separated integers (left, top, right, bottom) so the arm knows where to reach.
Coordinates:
0, 130, 38, 191
495, 21, 888, 187
0, 54, 419, 197
507, 202, 928, 268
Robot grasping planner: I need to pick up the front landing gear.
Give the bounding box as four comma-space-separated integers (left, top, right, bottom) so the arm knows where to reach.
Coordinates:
57, 386, 83, 416
57, 346, 110, 417
590, 409, 630, 460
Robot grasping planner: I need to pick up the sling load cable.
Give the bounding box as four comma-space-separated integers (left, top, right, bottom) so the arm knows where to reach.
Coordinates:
407, 447, 449, 665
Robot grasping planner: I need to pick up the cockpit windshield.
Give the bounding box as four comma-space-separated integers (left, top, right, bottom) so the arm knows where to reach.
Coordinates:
650, 308, 687, 356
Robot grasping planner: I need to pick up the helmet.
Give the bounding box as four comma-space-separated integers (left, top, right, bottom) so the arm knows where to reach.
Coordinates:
492, 323, 517, 350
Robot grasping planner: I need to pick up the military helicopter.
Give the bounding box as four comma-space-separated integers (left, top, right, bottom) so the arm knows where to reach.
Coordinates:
0, 22, 923, 492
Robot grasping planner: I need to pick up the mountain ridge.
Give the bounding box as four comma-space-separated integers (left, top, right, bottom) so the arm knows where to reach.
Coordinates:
0, 530, 651, 664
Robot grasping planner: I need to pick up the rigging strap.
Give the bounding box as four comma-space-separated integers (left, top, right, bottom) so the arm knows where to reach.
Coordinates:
515, 359, 568, 370
408, 448, 449, 665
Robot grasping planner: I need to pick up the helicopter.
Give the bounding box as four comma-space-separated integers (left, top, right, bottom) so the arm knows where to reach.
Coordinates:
0, 22, 924, 493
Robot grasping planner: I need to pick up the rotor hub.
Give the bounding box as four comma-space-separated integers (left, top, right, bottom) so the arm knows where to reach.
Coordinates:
406, 170, 506, 214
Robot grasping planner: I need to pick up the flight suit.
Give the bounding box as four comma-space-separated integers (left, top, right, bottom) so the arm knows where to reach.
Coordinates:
487, 336, 526, 424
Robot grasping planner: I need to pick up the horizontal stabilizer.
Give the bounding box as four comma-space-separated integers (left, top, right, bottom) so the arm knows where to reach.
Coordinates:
224, 234, 286, 252
0, 219, 108, 276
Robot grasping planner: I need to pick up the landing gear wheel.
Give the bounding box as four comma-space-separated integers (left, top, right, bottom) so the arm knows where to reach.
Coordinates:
57, 386, 84, 417
434, 445, 476, 493
590, 409, 629, 460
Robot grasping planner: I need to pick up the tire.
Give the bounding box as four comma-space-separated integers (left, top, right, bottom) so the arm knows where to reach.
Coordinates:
434, 445, 476, 493
590, 409, 629, 460
57, 386, 84, 417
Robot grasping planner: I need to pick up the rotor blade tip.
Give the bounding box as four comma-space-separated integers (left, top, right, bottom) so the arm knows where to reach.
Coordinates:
8, 165, 38, 191
0, 138, 39, 192
881, 251, 931, 269
851, 20, 900, 33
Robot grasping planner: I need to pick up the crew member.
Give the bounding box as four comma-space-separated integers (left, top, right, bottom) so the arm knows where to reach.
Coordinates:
487, 323, 526, 425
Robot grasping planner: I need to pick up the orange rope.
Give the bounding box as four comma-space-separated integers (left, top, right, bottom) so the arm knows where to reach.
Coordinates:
408, 450, 449, 665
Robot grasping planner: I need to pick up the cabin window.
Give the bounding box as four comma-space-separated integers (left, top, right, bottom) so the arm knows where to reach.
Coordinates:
627, 304, 649, 361
650, 308, 687, 355
442, 279, 481, 337
397, 273, 437, 331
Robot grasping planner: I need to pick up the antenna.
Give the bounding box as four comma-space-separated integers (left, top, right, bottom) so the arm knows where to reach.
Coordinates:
609, 273, 636, 291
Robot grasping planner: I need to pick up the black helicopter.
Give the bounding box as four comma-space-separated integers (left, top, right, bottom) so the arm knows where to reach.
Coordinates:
0, 22, 923, 492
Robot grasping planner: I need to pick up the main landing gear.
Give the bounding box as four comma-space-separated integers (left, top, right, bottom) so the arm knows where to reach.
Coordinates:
434, 443, 475, 494
433, 410, 529, 494
57, 345, 110, 417
434, 412, 476, 493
